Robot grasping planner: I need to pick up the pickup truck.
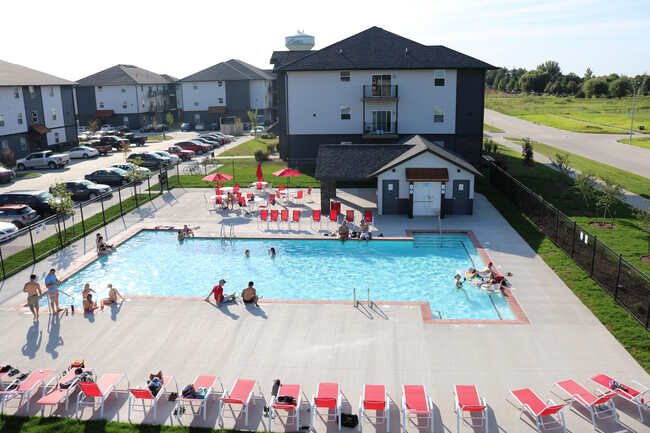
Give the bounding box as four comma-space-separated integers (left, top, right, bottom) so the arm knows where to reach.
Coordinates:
87, 140, 113, 155
124, 133, 147, 146
100, 135, 130, 151
15, 151, 70, 170
167, 146, 195, 161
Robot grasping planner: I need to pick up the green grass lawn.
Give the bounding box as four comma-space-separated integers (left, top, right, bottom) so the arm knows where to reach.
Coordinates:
519, 114, 622, 133
503, 137, 650, 198
487, 94, 650, 133
220, 138, 278, 157
617, 136, 650, 149
483, 123, 504, 133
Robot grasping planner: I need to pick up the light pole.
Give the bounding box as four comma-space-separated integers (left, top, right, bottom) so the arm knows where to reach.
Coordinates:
630, 80, 644, 144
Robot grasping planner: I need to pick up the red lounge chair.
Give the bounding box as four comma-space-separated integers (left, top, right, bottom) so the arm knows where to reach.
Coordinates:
258, 209, 269, 230
215, 196, 223, 209
218, 183, 223, 189
346, 209, 356, 231
270, 210, 279, 229
292, 210, 301, 229
233, 185, 239, 194
587, 373, 649, 421
256, 182, 263, 193
364, 210, 374, 226
218, 379, 260, 427
0, 368, 56, 413
215, 187, 221, 195
359, 384, 389, 431
307, 186, 313, 201
175, 375, 223, 421
328, 209, 339, 230
402, 385, 433, 433
260, 194, 275, 210
270, 383, 302, 430
507, 388, 567, 433
454, 385, 487, 433
330, 201, 341, 214
310, 382, 342, 430
551, 379, 618, 428
37, 368, 93, 412
76, 374, 129, 418
277, 186, 286, 201
281, 209, 289, 229
293, 190, 303, 203
312, 209, 322, 230
128, 375, 176, 421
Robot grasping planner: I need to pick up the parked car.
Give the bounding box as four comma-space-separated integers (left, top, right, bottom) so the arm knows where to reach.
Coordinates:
249, 126, 265, 135
100, 135, 130, 150
127, 152, 171, 168
109, 163, 151, 178
150, 150, 179, 165
0, 190, 58, 217
0, 222, 19, 243
201, 135, 224, 145
123, 133, 147, 146
15, 151, 70, 170
100, 124, 114, 131
167, 146, 195, 161
176, 141, 210, 155
195, 123, 205, 131
211, 131, 234, 142
78, 131, 93, 141
180, 123, 194, 132
209, 123, 220, 130
191, 138, 215, 149
116, 125, 130, 132
85, 168, 132, 186
77, 126, 89, 133
68, 146, 99, 159
154, 124, 168, 132
55, 180, 113, 201
140, 124, 154, 132
87, 141, 113, 155
0, 204, 39, 228
0, 167, 16, 184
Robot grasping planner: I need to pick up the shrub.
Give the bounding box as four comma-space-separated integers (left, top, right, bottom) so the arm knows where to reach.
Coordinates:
254, 149, 268, 163
1, 147, 15, 168
495, 157, 510, 171
266, 143, 276, 154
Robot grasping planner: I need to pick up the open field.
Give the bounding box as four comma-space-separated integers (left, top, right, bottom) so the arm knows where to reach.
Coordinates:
486, 94, 650, 133
617, 136, 650, 149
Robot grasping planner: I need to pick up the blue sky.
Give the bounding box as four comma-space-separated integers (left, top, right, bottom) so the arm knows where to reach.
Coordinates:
4, 0, 649, 81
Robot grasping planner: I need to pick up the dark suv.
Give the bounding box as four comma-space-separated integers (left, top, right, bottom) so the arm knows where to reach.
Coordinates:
0, 190, 57, 217
127, 152, 171, 169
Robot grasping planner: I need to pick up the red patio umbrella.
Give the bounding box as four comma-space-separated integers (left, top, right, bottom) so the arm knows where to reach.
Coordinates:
256, 163, 264, 182
201, 172, 233, 182
272, 167, 303, 186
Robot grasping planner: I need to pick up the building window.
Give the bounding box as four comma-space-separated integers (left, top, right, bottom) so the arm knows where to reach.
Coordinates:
194, 100, 199, 107
17, 113, 23, 125
97, 86, 103, 92
218, 81, 223, 87
51, 109, 56, 120
121, 86, 126, 93
99, 102, 104, 108
123, 116, 129, 125
194, 114, 201, 123
218, 97, 223, 103
434, 70, 445, 86
49, 87, 54, 97
142, 101, 145, 108
29, 86, 35, 98
434, 105, 444, 122
340, 107, 351, 120
20, 137, 27, 151
433, 140, 445, 148
340, 71, 350, 82
1, 140, 7, 149
32, 111, 38, 123
122, 101, 127, 109
193, 83, 198, 90
13, 87, 20, 98
0, 114, 4, 127
54, 132, 60, 143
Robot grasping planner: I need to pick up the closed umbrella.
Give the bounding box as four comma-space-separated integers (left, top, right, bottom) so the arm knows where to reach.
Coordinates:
272, 167, 303, 186
256, 163, 264, 182
201, 172, 233, 182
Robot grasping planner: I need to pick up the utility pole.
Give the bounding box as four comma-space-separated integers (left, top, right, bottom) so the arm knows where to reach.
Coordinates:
630, 80, 644, 144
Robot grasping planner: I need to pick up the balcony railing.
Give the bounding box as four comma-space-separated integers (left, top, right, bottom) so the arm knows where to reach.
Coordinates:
363, 85, 398, 98
363, 122, 398, 135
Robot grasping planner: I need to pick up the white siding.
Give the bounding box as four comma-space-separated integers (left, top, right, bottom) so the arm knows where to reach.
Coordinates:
249, 80, 270, 109
286, 69, 457, 135
41, 86, 65, 129
95, 85, 139, 113
0, 87, 27, 135
180, 82, 226, 111
46, 126, 66, 146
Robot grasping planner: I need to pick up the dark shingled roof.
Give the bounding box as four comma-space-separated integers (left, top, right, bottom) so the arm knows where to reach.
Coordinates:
0, 59, 75, 86
160, 74, 178, 83
270, 50, 314, 70
180, 59, 273, 82
316, 135, 482, 181
77, 65, 171, 86
275, 26, 494, 72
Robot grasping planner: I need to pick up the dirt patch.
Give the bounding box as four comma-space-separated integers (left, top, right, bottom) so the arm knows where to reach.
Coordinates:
589, 222, 617, 230
641, 256, 650, 265
570, 210, 594, 217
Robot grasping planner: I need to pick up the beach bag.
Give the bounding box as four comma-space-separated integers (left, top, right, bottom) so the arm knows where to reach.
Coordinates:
341, 413, 358, 428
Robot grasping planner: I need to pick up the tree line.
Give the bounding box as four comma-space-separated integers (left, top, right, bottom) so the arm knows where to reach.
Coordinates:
485, 61, 648, 98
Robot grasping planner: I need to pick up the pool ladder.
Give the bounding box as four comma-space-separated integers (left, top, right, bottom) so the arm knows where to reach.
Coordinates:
220, 223, 235, 239
353, 287, 372, 307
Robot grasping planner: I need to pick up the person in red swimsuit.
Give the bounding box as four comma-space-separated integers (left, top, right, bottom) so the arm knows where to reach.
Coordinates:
205, 279, 238, 307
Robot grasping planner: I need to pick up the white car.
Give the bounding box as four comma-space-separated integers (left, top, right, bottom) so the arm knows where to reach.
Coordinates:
68, 146, 99, 159
249, 126, 265, 135
151, 150, 179, 165
0, 221, 19, 242
100, 124, 114, 131
109, 163, 152, 178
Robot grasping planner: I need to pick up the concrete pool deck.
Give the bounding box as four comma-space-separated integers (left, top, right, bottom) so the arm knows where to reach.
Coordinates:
0, 187, 648, 432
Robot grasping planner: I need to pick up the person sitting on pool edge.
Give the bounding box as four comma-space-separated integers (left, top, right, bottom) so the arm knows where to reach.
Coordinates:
182, 225, 195, 237
177, 230, 185, 242
83, 294, 99, 312
338, 221, 350, 242
205, 279, 238, 307
358, 219, 370, 243
241, 281, 259, 307
101, 283, 124, 305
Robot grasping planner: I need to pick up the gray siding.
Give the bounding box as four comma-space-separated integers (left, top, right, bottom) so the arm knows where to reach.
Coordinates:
0, 132, 31, 160
61, 86, 76, 127
22, 86, 44, 127
225, 80, 249, 111
454, 69, 485, 168
76, 86, 97, 127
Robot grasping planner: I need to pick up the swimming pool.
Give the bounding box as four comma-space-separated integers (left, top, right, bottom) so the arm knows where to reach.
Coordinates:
49, 230, 514, 320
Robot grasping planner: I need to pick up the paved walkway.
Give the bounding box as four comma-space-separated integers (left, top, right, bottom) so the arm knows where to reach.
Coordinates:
0, 187, 648, 432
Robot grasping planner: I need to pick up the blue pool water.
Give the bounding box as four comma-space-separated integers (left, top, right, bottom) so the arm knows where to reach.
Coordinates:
50, 231, 514, 320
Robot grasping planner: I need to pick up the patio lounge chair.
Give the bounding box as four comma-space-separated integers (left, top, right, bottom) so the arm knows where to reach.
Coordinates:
311, 209, 322, 230
587, 373, 650, 421
218, 379, 260, 427
364, 210, 374, 226
346, 210, 356, 231
175, 375, 223, 421
307, 186, 313, 201
328, 209, 338, 230
281, 209, 289, 229
270, 383, 302, 430
76, 373, 129, 418
292, 210, 301, 230
454, 385, 487, 433
310, 382, 342, 430
402, 385, 434, 433
359, 384, 389, 431
0, 368, 56, 413
128, 375, 176, 421
507, 388, 567, 433
550, 379, 618, 429
260, 194, 275, 210
293, 190, 303, 203
271, 210, 279, 229
37, 367, 94, 412
258, 209, 269, 230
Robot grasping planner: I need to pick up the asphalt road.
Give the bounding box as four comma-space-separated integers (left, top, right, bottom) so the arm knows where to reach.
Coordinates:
484, 109, 650, 180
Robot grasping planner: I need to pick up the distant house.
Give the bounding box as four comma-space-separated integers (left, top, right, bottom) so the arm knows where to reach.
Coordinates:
75, 65, 177, 129
271, 26, 494, 168
0, 59, 76, 158
177, 59, 275, 128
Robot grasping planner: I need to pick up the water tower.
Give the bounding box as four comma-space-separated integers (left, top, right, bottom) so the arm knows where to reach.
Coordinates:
285, 30, 315, 51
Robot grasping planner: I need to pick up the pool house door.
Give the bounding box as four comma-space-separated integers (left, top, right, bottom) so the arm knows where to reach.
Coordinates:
382, 180, 399, 214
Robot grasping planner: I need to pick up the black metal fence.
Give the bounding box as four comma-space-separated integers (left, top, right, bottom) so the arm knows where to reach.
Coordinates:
490, 163, 650, 329
0, 163, 182, 282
